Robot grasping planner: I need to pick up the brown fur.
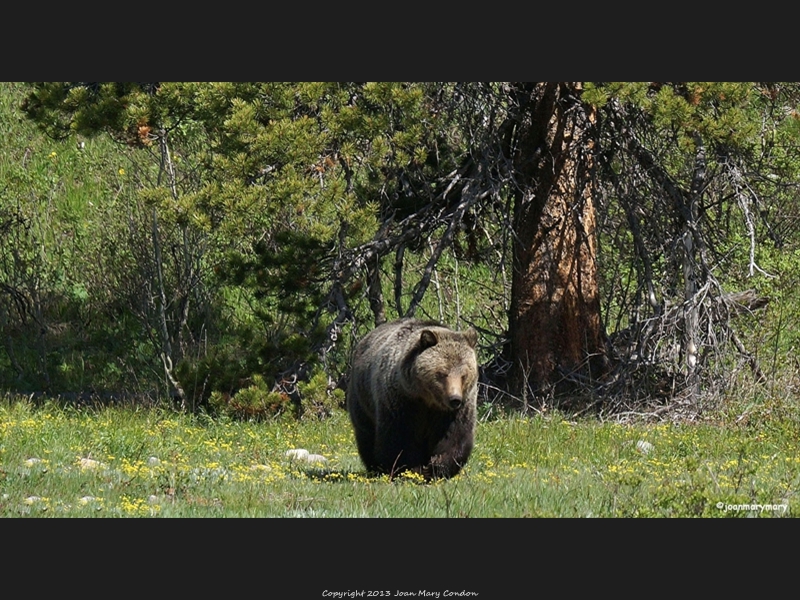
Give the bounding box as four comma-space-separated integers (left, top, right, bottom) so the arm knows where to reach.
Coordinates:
347, 318, 478, 480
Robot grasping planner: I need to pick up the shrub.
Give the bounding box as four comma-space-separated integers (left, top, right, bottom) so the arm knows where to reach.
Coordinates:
208, 374, 294, 421
297, 368, 344, 420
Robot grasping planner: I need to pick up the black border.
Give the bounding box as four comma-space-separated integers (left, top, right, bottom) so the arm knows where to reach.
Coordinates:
7, 518, 795, 596
9, 6, 794, 83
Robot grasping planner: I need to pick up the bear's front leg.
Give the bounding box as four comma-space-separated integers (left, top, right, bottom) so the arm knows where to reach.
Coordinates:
425, 416, 474, 479
373, 413, 427, 477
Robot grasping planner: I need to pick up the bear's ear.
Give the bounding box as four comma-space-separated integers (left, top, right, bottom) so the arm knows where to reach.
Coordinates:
419, 329, 439, 350
463, 328, 478, 349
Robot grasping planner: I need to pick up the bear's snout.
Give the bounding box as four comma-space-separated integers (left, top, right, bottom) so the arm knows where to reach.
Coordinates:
448, 395, 463, 409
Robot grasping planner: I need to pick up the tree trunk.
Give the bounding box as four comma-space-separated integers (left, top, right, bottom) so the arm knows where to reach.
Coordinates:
508, 82, 607, 401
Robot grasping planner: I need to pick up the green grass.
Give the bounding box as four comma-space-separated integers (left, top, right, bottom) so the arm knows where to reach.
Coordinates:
2, 395, 799, 517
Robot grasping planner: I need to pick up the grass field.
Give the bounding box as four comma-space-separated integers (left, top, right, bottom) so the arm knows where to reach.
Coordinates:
2, 395, 798, 517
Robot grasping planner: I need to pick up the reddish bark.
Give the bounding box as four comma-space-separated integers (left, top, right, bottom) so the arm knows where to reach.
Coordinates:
508, 82, 607, 398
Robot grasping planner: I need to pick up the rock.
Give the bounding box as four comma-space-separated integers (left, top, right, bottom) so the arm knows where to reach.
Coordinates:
285, 448, 310, 460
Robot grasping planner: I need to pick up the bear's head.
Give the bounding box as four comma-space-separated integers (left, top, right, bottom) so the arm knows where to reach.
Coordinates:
410, 327, 478, 412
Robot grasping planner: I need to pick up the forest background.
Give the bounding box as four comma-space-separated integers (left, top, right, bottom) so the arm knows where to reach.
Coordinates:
3, 82, 800, 519
3, 81, 799, 420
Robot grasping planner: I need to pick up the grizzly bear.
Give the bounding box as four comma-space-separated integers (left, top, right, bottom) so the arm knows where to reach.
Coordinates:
347, 318, 479, 480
